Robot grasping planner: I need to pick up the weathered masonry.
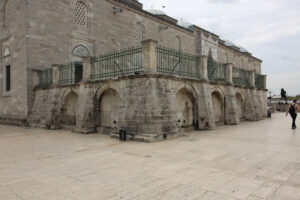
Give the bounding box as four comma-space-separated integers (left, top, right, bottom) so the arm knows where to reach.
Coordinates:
29, 40, 267, 142
0, 0, 267, 141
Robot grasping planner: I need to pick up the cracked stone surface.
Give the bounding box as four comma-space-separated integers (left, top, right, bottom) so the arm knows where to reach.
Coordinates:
0, 113, 299, 200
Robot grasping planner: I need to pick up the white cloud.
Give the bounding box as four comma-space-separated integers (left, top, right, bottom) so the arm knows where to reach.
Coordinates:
139, 0, 300, 95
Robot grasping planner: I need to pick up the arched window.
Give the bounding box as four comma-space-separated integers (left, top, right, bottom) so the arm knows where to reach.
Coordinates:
3, 46, 10, 57
72, 44, 90, 57
136, 22, 144, 44
176, 36, 182, 50
75, 1, 88, 28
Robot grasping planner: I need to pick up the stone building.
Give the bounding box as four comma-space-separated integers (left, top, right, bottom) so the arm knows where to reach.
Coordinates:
0, 0, 267, 142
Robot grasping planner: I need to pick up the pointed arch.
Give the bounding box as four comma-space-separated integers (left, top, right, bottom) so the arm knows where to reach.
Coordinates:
175, 84, 199, 128
3, 45, 10, 57
61, 89, 78, 126
211, 88, 225, 125
176, 35, 182, 50
72, 44, 90, 57
236, 91, 246, 120
94, 84, 121, 128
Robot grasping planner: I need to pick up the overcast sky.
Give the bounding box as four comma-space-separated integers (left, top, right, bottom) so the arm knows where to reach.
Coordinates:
139, 0, 300, 96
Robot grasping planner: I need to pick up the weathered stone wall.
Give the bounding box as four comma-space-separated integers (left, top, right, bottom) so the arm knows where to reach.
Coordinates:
0, 0, 28, 124
0, 0, 266, 127
218, 44, 262, 73
29, 75, 267, 142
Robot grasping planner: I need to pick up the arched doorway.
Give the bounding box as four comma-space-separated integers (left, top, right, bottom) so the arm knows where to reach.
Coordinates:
236, 92, 245, 121
62, 91, 78, 126
211, 91, 224, 125
98, 89, 120, 128
176, 88, 197, 128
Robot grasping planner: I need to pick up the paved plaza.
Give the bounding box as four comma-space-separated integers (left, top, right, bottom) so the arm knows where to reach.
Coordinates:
0, 113, 300, 200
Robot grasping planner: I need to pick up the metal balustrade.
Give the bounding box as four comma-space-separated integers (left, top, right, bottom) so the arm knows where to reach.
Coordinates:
91, 46, 143, 80
255, 74, 265, 89
34, 45, 265, 90
208, 61, 227, 83
59, 61, 83, 85
232, 67, 251, 87
156, 46, 202, 80
37, 68, 53, 88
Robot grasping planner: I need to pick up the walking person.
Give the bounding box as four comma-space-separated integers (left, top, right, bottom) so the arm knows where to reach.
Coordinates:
286, 100, 299, 129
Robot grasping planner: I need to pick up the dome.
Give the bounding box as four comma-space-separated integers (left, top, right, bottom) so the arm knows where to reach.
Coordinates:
147, 9, 166, 15
177, 20, 193, 29
224, 40, 235, 47
237, 46, 249, 53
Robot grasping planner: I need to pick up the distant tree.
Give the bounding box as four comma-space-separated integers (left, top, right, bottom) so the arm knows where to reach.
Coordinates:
280, 88, 287, 100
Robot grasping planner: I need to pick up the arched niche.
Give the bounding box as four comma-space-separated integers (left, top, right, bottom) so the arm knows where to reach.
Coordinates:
62, 91, 78, 126
96, 88, 120, 128
236, 92, 246, 120
176, 88, 197, 128
211, 90, 225, 125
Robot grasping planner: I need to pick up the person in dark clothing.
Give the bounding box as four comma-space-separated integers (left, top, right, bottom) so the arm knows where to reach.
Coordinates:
286, 100, 298, 129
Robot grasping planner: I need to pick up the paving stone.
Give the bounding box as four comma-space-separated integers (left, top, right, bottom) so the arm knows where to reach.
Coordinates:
0, 113, 299, 200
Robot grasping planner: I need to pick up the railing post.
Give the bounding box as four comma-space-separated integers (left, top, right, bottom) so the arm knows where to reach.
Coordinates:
250, 70, 255, 88
263, 75, 267, 89
82, 56, 92, 81
52, 64, 60, 85
32, 70, 40, 88
142, 39, 158, 73
226, 63, 233, 84
200, 56, 208, 80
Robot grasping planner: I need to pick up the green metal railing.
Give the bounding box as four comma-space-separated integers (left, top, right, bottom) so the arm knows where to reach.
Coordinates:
255, 74, 264, 89
91, 46, 143, 80
59, 61, 83, 85
38, 68, 53, 88
232, 67, 251, 87
156, 46, 202, 80
208, 61, 227, 83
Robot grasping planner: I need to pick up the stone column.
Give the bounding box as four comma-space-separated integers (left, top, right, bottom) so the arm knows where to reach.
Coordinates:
52, 64, 60, 85
250, 70, 255, 88
82, 56, 92, 82
142, 39, 158, 73
32, 70, 40, 88
226, 63, 233, 85
200, 56, 208, 81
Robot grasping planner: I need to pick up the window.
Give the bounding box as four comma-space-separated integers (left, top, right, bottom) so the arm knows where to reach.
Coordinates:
75, 1, 88, 28
6, 65, 10, 91
136, 23, 144, 44
176, 36, 182, 50
3, 46, 10, 57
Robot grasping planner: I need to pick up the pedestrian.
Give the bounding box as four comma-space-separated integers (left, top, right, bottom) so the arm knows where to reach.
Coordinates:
286, 100, 299, 129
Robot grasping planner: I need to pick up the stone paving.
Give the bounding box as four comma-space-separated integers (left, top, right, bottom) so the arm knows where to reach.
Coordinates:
0, 113, 300, 200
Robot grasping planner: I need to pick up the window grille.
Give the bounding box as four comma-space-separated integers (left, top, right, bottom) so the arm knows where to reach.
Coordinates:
136, 23, 144, 43
75, 1, 88, 28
